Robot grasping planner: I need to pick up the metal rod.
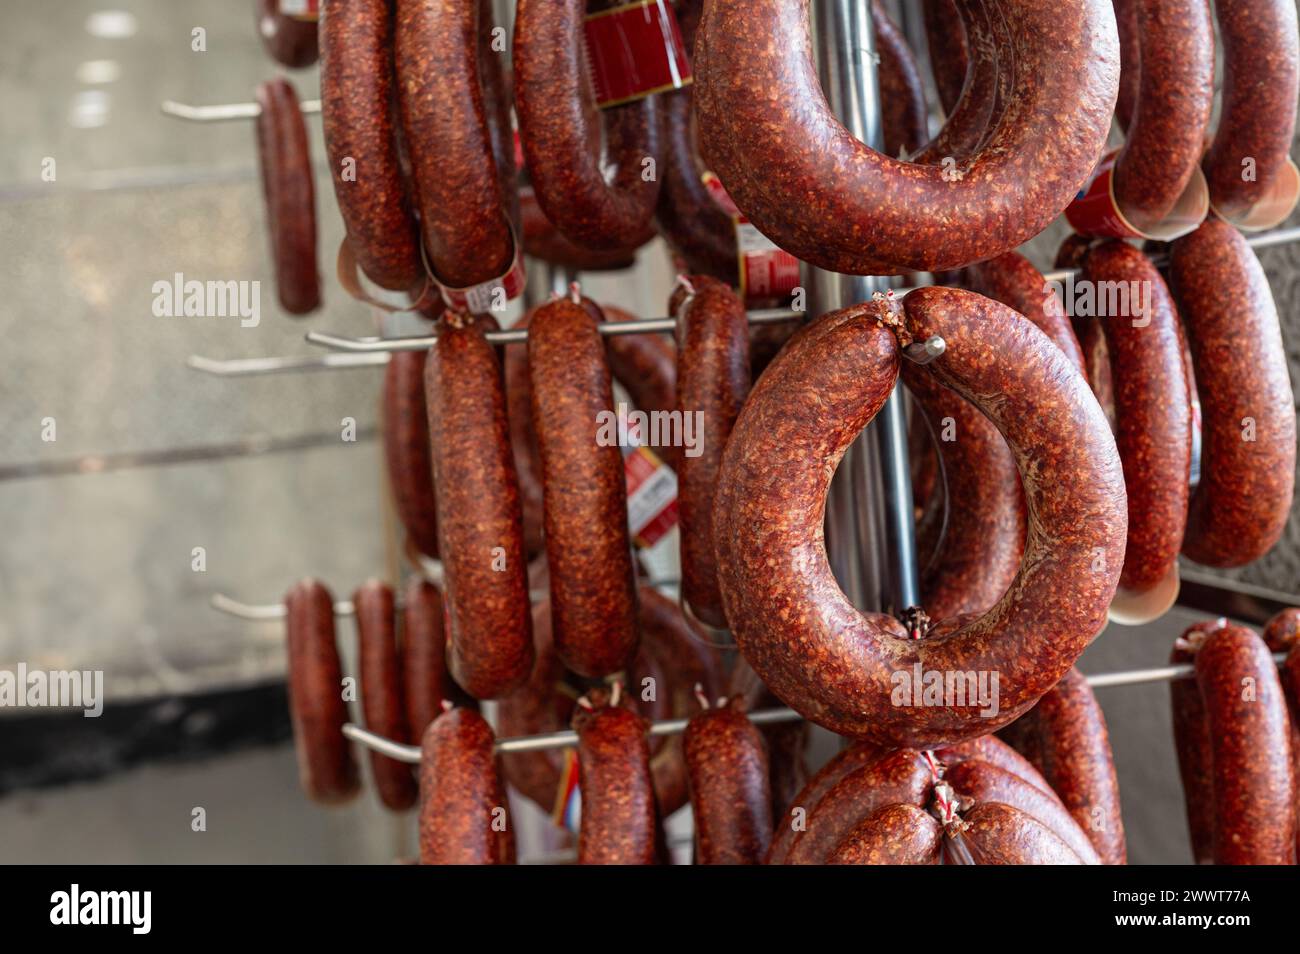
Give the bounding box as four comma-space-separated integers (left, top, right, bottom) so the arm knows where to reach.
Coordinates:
187, 352, 390, 377
211, 579, 682, 620
160, 99, 321, 122
342, 649, 1294, 762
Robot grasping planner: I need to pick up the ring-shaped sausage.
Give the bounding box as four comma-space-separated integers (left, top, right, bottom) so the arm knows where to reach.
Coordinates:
712, 290, 1127, 748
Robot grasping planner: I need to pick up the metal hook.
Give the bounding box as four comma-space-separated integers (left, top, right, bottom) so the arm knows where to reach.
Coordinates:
903, 335, 946, 365
159, 98, 321, 122
187, 353, 389, 377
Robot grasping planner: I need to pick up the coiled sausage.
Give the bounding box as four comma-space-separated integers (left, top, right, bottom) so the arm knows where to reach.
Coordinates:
425, 314, 534, 698
694, 0, 1119, 274
573, 690, 658, 865
1169, 219, 1296, 568
713, 289, 1127, 747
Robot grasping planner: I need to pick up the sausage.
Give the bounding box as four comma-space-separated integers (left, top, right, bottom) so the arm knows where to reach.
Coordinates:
255, 0, 319, 69
401, 577, 475, 745
1261, 609, 1300, 861
773, 736, 1093, 864
1168, 219, 1296, 568
965, 252, 1086, 376
1203, 0, 1300, 222
1109, 0, 1214, 233
1170, 619, 1220, 864
382, 351, 439, 559
528, 297, 638, 678
997, 668, 1127, 864
1195, 623, 1297, 864
320, 0, 424, 293
352, 580, 418, 812
729, 657, 810, 821
498, 585, 722, 816
903, 353, 1025, 622
1111, 0, 1140, 132
254, 78, 321, 315
1080, 240, 1192, 596
671, 276, 751, 628
694, 0, 1119, 274
683, 698, 773, 864
871, 1, 929, 159
418, 707, 514, 864
425, 314, 534, 698
395, 0, 515, 289
502, 311, 547, 559
284, 579, 359, 804
713, 290, 1127, 747
521, 189, 637, 272
573, 690, 658, 865
514, 0, 662, 250
920, 0, 967, 116
828, 804, 943, 864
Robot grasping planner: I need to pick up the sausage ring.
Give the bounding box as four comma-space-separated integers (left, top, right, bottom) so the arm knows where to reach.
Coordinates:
382, 351, 440, 560
712, 290, 1127, 748
352, 580, 418, 812
418, 706, 515, 864
693, 0, 1119, 274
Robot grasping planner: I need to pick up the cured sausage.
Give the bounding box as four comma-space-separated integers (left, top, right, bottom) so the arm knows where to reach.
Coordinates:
694, 0, 1119, 275
256, 0, 318, 69
418, 707, 514, 864
514, 0, 661, 250
1109, 0, 1214, 233
395, 0, 516, 290
1168, 219, 1296, 568
1195, 624, 1297, 864
255, 78, 320, 315
320, 0, 424, 293
382, 351, 439, 560
1080, 240, 1191, 599
1203, 0, 1300, 223
528, 297, 638, 678
683, 698, 773, 864
772, 736, 1095, 864
729, 657, 809, 821
965, 252, 1086, 375
498, 585, 721, 816
920, 0, 967, 116
284, 579, 359, 804
1262, 608, 1300, 860
521, 189, 637, 272
997, 667, 1127, 864
425, 314, 534, 698
671, 277, 751, 628
713, 290, 1126, 747
573, 689, 658, 865
1111, 0, 1140, 132
401, 577, 475, 743
353, 581, 418, 812
1169, 619, 1220, 863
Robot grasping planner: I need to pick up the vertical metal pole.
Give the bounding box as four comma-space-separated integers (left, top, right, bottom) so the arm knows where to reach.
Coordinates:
807, 0, 920, 614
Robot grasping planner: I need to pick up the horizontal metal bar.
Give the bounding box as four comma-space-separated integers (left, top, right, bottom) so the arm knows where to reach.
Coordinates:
187, 352, 389, 377
1176, 567, 1300, 627
160, 99, 321, 122
341, 645, 1294, 761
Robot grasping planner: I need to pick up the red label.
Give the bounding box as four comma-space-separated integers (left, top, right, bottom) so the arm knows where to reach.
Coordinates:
435, 236, 526, 314
624, 445, 678, 548
1064, 150, 1142, 240
702, 172, 800, 304
583, 0, 692, 108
